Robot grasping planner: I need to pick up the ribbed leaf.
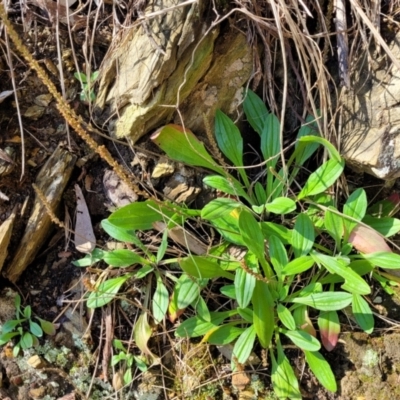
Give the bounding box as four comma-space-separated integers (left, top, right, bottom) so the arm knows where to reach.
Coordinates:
298, 159, 344, 200
252, 280, 275, 348
292, 214, 315, 258
151, 124, 225, 174
304, 350, 337, 392
291, 292, 352, 311
352, 294, 374, 334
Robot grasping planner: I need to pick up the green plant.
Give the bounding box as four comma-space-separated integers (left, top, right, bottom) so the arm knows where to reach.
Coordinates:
111, 339, 147, 386
74, 90, 400, 398
74, 71, 99, 103
0, 294, 56, 356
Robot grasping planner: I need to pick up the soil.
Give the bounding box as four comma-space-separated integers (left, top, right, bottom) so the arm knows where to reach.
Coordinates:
1, 2, 400, 400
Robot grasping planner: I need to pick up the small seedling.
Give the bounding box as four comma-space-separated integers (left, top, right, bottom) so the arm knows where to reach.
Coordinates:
74, 71, 99, 103
0, 294, 56, 356
111, 339, 148, 386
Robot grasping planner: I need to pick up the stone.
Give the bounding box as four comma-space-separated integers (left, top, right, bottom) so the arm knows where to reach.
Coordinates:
95, 0, 252, 143
340, 32, 400, 179
27, 355, 46, 369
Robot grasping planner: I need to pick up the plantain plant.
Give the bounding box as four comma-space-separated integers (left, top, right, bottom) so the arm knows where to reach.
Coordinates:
74, 90, 400, 398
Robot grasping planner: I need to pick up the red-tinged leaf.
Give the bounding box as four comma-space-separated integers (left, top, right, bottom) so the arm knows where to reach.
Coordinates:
387, 193, 400, 207
318, 311, 340, 351
348, 224, 391, 254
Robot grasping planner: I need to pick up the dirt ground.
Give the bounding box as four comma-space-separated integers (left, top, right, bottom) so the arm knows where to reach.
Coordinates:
1, 2, 400, 400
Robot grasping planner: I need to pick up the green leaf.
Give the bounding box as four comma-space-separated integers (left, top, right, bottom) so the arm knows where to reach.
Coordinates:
220, 284, 236, 299
360, 252, 400, 269
352, 294, 374, 334
261, 222, 292, 244
252, 280, 275, 348
232, 325, 256, 365
215, 110, 248, 186
2, 319, 25, 334
237, 307, 253, 323
15, 294, 21, 311
281, 256, 314, 276
29, 321, 43, 337
297, 135, 341, 163
291, 292, 352, 311
72, 248, 104, 267
261, 113, 281, 168
123, 369, 133, 385
100, 220, 137, 244
37, 318, 56, 336
24, 306, 31, 319
362, 216, 400, 237
90, 71, 99, 81
175, 311, 235, 338
284, 330, 321, 351
20, 332, 34, 349
0, 332, 19, 345
206, 324, 245, 345
201, 198, 242, 220
269, 235, 288, 278
134, 265, 154, 279
304, 350, 337, 392
195, 296, 211, 322
254, 182, 267, 205
311, 252, 371, 295
238, 210, 272, 277
173, 274, 204, 310
211, 211, 244, 246
151, 124, 225, 175
271, 342, 301, 399
238, 210, 264, 258
107, 200, 176, 231
203, 175, 252, 203
295, 115, 320, 165
292, 306, 316, 337
317, 311, 340, 351
343, 188, 367, 239
243, 89, 269, 134
87, 275, 130, 308
265, 197, 296, 214
277, 304, 296, 331
156, 229, 168, 263
234, 260, 256, 309
152, 277, 169, 324
324, 208, 344, 248
292, 214, 315, 258
179, 256, 234, 280
74, 72, 87, 82
103, 249, 147, 267
297, 159, 344, 200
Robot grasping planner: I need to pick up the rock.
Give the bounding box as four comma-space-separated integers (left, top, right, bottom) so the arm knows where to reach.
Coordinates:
340, 32, 400, 179
27, 355, 45, 369
28, 386, 46, 399
95, 0, 252, 143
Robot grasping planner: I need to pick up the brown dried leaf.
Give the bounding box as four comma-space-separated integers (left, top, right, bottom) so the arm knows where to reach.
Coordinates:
74, 185, 96, 254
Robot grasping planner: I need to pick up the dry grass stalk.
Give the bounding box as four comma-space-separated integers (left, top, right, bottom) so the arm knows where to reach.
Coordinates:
0, 1, 149, 199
